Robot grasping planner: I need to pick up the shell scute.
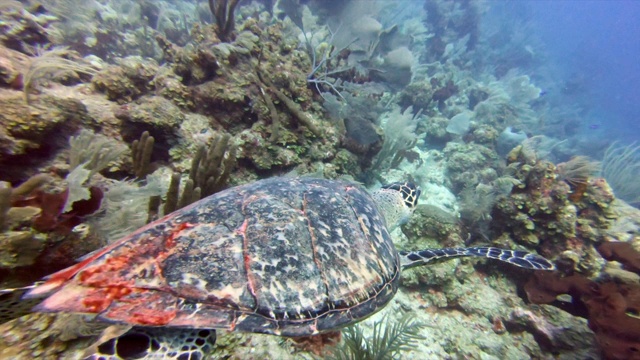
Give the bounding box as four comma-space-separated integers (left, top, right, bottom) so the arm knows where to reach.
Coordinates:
162, 222, 252, 308
303, 183, 398, 306
242, 191, 326, 317
100, 290, 178, 325
30, 177, 401, 336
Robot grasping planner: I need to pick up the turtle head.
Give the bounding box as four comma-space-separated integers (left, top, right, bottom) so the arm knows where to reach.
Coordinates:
371, 181, 421, 230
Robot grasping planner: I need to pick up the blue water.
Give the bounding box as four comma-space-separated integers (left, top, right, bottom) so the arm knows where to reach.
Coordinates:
513, 1, 640, 144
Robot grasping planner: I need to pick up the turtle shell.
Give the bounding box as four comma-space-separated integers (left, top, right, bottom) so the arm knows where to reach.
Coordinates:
30, 177, 400, 336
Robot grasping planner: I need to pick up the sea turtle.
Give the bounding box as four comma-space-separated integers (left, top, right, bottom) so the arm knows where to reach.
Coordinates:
23, 177, 553, 358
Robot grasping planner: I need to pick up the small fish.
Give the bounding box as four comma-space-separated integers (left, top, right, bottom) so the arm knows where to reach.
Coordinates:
588, 124, 601, 130
539, 89, 548, 97
193, 128, 215, 144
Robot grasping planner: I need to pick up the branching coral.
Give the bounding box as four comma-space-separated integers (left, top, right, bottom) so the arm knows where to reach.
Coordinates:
556, 155, 601, 202
161, 133, 237, 215
44, 0, 99, 38
190, 133, 237, 197
208, 0, 241, 42
303, 25, 356, 100
91, 174, 165, 242
162, 172, 195, 216
68, 129, 127, 176
131, 131, 155, 179
256, 69, 323, 138
154, 17, 337, 174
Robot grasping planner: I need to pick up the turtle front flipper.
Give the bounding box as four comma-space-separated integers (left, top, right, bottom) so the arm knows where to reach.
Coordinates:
399, 247, 554, 271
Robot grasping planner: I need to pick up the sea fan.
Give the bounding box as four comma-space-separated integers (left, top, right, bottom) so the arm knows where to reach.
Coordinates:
23, 47, 98, 103
600, 142, 640, 205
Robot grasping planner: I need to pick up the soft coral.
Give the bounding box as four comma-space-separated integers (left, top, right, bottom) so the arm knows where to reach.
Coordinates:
10, 177, 102, 234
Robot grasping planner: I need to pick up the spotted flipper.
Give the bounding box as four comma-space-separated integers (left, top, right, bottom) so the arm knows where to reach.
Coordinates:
86, 327, 216, 360
0, 283, 44, 324
399, 247, 554, 271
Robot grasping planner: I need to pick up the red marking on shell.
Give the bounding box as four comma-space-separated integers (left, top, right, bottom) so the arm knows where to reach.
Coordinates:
101, 290, 178, 326
78, 222, 191, 287
77, 256, 136, 312
240, 219, 257, 299
35, 221, 191, 313
25, 233, 125, 298
128, 307, 177, 325
166, 222, 192, 248
79, 256, 131, 285
26, 217, 190, 302
81, 286, 133, 313
236, 218, 249, 235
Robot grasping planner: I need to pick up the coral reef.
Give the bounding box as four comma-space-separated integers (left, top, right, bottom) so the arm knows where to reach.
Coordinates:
0, 171, 104, 298
398, 80, 434, 111
525, 260, 640, 360
491, 145, 616, 275
402, 204, 462, 248
0, 313, 106, 358
485, 142, 640, 359
444, 141, 501, 193
92, 57, 159, 104
208, 0, 241, 42
0, 0, 634, 359
598, 241, 640, 273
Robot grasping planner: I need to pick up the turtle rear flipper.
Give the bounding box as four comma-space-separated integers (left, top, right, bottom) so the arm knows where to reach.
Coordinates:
0, 287, 43, 324
86, 327, 216, 360
399, 247, 554, 271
